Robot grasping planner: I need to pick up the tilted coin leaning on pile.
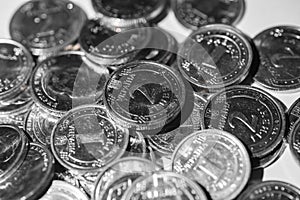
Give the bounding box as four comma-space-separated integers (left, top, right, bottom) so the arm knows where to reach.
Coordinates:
1, 0, 300, 199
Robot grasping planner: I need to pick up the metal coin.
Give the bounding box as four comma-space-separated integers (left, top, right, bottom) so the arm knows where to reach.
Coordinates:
93, 157, 159, 200
0, 143, 54, 200
122, 171, 208, 200
254, 26, 300, 91
178, 24, 252, 90
237, 181, 300, 200
104, 61, 186, 133
171, 129, 251, 200
257, 140, 286, 168
51, 105, 129, 173
31, 51, 109, 114
289, 118, 300, 166
287, 98, 300, 140
39, 180, 89, 200
173, 0, 245, 30
0, 39, 34, 100
202, 85, 286, 167
0, 125, 28, 183
91, 0, 168, 27
9, 0, 87, 56
123, 130, 147, 158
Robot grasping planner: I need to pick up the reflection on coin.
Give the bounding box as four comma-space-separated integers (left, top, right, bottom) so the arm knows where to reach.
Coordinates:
237, 181, 300, 200
10, 0, 87, 56
254, 26, 300, 91
202, 85, 286, 168
31, 51, 109, 114
51, 105, 129, 173
122, 171, 208, 200
289, 119, 300, 166
0, 125, 28, 183
104, 61, 186, 133
0, 39, 34, 100
178, 24, 252, 90
173, 0, 245, 30
172, 129, 251, 200
287, 98, 300, 140
0, 143, 54, 200
123, 130, 147, 158
93, 157, 159, 200
25, 104, 61, 146
40, 180, 89, 200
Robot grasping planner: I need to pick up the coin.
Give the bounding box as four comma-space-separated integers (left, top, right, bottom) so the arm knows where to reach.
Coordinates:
0, 39, 34, 101
289, 118, 300, 166
257, 140, 286, 168
237, 181, 300, 200
202, 85, 286, 168
178, 24, 252, 90
104, 61, 186, 133
0, 143, 54, 200
39, 180, 89, 200
91, 0, 169, 27
31, 51, 109, 114
0, 125, 28, 183
93, 157, 159, 200
122, 171, 208, 200
51, 105, 129, 173
287, 98, 300, 140
79, 19, 151, 66
173, 0, 245, 30
254, 26, 300, 91
123, 130, 147, 158
172, 129, 251, 200
9, 0, 87, 56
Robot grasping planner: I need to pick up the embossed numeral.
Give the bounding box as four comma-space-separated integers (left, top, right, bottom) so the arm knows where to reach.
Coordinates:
228, 111, 258, 133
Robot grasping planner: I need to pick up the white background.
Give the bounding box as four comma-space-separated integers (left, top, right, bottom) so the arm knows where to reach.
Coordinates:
1, 0, 300, 188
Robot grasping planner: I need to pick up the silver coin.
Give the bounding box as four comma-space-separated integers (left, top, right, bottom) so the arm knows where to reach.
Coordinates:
0, 143, 54, 200
178, 24, 252, 90
39, 180, 89, 200
0, 125, 28, 183
51, 105, 129, 173
171, 129, 251, 200
31, 51, 110, 114
123, 130, 148, 158
93, 157, 160, 200
122, 171, 208, 200
9, 0, 87, 56
0, 39, 34, 100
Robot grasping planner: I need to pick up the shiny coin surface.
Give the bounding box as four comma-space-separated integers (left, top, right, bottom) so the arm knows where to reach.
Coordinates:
202, 85, 286, 167
173, 0, 245, 30
39, 180, 89, 200
79, 19, 151, 66
0, 39, 34, 100
287, 98, 300, 139
122, 171, 208, 200
104, 61, 186, 133
254, 26, 300, 91
31, 51, 109, 114
51, 105, 129, 173
289, 119, 300, 166
93, 157, 159, 200
172, 129, 251, 200
91, 0, 168, 27
0, 125, 28, 183
123, 130, 147, 158
10, 0, 87, 56
178, 24, 252, 90
237, 181, 300, 200
0, 143, 54, 200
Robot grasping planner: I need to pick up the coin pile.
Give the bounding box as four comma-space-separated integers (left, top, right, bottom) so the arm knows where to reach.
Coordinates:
1, 0, 300, 199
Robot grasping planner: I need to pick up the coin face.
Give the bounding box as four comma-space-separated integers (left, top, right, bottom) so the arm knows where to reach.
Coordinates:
178, 24, 252, 90
289, 119, 300, 165
51, 105, 129, 173
0, 143, 54, 200
173, 0, 245, 30
287, 98, 300, 139
122, 171, 208, 200
0, 39, 33, 100
171, 129, 251, 200
93, 157, 159, 200
237, 181, 300, 200
31, 51, 109, 113
202, 85, 286, 165
0, 125, 28, 182
40, 180, 89, 200
254, 26, 300, 91
104, 61, 186, 132
10, 0, 87, 56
